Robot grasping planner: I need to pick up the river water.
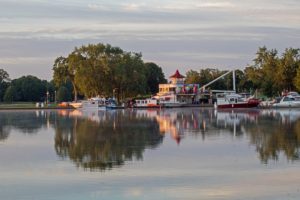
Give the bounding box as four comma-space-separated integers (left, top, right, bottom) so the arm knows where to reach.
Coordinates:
0, 108, 300, 200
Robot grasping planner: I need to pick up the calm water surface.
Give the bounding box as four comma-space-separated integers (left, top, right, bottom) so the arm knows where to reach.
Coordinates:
0, 108, 300, 200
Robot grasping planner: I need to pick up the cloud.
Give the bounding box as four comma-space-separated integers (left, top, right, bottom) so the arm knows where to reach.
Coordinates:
0, 0, 299, 79
122, 3, 143, 11
196, 2, 235, 8
87, 4, 110, 11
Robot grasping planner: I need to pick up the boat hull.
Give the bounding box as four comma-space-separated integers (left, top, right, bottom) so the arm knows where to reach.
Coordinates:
272, 102, 300, 108
217, 100, 260, 109
106, 106, 125, 110
134, 105, 161, 109
162, 103, 186, 108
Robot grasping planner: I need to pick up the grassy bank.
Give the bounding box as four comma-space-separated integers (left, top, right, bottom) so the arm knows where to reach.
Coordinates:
0, 102, 74, 110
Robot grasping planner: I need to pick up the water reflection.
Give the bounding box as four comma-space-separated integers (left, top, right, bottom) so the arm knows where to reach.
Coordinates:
54, 110, 163, 171
1, 108, 300, 167
0, 111, 50, 140
245, 110, 300, 163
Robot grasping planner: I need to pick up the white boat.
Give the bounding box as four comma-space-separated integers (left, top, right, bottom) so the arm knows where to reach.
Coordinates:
158, 94, 187, 108
81, 97, 107, 110
134, 98, 160, 108
216, 93, 260, 109
272, 95, 300, 108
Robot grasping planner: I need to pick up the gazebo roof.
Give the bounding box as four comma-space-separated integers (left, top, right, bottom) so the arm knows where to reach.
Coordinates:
169, 70, 185, 78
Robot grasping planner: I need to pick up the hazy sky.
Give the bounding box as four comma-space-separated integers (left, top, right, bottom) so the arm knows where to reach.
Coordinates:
0, 0, 299, 80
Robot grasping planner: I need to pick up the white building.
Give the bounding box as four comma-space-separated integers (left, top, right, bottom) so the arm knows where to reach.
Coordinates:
156, 70, 200, 104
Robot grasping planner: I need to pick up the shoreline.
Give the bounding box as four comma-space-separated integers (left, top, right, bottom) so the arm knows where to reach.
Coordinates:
0, 103, 214, 110
0, 107, 75, 110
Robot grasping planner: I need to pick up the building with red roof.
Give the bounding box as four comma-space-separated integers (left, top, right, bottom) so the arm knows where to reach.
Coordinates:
155, 70, 200, 105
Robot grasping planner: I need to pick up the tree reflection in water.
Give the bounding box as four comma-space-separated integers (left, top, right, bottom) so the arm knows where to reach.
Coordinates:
0, 111, 50, 141
244, 110, 300, 163
54, 110, 163, 171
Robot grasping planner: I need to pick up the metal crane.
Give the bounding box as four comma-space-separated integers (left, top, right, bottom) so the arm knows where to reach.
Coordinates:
199, 70, 236, 92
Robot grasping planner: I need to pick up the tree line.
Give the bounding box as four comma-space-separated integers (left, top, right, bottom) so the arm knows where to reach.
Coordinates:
0, 70, 74, 103
1, 45, 299, 103
185, 46, 300, 97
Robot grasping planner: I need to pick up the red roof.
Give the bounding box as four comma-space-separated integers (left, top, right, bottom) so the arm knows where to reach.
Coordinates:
169, 70, 185, 78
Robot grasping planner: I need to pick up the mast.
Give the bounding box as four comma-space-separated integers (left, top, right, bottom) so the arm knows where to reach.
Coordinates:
232, 70, 236, 92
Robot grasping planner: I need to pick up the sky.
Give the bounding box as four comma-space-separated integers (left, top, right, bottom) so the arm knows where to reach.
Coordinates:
0, 0, 299, 80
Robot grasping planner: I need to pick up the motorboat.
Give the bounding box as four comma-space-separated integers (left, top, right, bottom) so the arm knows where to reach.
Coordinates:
81, 97, 107, 110
272, 95, 300, 108
158, 94, 187, 108
215, 93, 260, 109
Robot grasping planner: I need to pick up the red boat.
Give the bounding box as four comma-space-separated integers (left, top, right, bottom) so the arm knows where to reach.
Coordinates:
216, 93, 260, 109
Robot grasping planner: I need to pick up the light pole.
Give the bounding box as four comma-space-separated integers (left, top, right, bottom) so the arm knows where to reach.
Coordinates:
113, 88, 117, 99
113, 88, 118, 104
54, 90, 57, 104
46, 91, 49, 105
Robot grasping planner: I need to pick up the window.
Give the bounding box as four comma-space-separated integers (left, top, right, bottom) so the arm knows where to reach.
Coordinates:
283, 97, 293, 102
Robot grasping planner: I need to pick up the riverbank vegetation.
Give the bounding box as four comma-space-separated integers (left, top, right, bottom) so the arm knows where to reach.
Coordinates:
0, 45, 299, 104
185, 47, 300, 97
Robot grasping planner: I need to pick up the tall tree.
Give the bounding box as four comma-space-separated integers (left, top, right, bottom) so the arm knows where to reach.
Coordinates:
74, 44, 120, 98
0, 69, 10, 84
53, 56, 79, 101
246, 46, 279, 96
0, 69, 10, 101
277, 48, 300, 91
144, 62, 167, 94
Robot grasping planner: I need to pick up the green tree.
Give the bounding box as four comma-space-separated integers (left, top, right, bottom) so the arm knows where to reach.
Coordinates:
70, 44, 148, 100
185, 70, 201, 84
0, 69, 10, 102
14, 76, 46, 101
295, 68, 300, 91
53, 56, 79, 101
118, 52, 147, 99
144, 62, 167, 94
246, 46, 279, 96
277, 48, 300, 91
73, 44, 117, 98
3, 76, 49, 102
3, 85, 17, 102
0, 69, 10, 83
